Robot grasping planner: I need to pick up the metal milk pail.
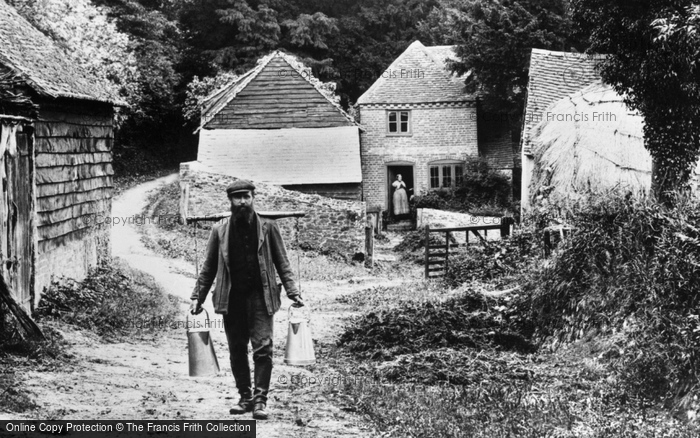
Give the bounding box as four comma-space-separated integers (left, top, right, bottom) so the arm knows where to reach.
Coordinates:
187, 309, 220, 376
284, 305, 316, 366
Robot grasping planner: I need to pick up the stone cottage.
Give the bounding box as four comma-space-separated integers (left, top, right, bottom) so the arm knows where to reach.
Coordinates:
357, 40, 517, 221
357, 41, 478, 218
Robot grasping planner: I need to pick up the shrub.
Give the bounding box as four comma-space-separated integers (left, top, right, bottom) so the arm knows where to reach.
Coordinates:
524, 195, 700, 402
444, 228, 539, 287
35, 258, 180, 339
456, 156, 512, 210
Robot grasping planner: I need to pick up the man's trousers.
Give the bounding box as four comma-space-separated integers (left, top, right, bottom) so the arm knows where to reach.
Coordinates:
223, 291, 274, 404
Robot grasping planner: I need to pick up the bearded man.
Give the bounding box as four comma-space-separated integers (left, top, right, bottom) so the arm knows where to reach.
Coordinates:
190, 179, 303, 420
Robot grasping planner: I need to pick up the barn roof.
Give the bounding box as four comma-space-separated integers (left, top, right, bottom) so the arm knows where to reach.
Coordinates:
0, 0, 117, 104
196, 126, 362, 185
357, 40, 474, 105
521, 49, 604, 155
199, 51, 357, 130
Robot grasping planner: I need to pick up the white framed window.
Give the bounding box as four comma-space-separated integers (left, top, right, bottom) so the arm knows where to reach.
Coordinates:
386, 110, 411, 135
429, 161, 464, 189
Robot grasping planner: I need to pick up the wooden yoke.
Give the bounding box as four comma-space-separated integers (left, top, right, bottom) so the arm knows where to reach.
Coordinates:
186, 211, 307, 224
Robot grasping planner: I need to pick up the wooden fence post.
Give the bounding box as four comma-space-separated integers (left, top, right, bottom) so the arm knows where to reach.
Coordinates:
179, 182, 189, 224
365, 224, 374, 268
424, 225, 430, 279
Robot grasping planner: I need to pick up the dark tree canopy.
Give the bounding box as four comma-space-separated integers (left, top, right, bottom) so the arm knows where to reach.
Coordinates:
445, 0, 577, 117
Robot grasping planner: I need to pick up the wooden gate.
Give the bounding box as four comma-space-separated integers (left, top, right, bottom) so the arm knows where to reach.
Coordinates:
1, 123, 34, 312
424, 218, 515, 279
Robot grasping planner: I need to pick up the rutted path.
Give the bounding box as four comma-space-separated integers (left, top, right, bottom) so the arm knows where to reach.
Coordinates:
11, 174, 397, 437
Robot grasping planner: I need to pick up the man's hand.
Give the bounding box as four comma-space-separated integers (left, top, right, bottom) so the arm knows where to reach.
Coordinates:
291, 297, 305, 308
190, 299, 203, 315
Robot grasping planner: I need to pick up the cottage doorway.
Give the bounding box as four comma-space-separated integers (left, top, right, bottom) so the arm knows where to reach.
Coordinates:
0, 123, 34, 312
386, 164, 414, 219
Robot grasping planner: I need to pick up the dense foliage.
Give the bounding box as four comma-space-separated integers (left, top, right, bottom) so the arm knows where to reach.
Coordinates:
444, 228, 538, 287
36, 259, 180, 339
572, 0, 700, 202
425, 0, 580, 141
526, 195, 700, 403
7, 0, 585, 163
338, 288, 535, 360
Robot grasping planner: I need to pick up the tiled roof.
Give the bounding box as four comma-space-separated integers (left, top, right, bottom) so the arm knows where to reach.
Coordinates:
200, 51, 357, 130
357, 41, 474, 105
0, 0, 117, 104
196, 126, 362, 185
521, 49, 604, 155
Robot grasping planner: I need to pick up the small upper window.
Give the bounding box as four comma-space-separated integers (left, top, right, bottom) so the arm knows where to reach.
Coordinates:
387, 110, 411, 135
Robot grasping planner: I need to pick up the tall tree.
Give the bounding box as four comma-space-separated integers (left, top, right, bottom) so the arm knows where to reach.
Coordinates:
572, 0, 700, 202
440, 0, 577, 139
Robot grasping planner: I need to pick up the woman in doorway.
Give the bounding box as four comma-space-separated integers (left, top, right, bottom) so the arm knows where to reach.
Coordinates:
392, 174, 409, 216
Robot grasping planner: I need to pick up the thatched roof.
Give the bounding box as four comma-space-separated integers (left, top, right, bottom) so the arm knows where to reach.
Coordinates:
0, 0, 117, 104
531, 82, 700, 206
530, 82, 646, 205
357, 40, 474, 105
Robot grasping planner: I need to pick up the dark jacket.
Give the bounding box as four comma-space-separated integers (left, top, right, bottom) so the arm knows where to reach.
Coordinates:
191, 213, 299, 315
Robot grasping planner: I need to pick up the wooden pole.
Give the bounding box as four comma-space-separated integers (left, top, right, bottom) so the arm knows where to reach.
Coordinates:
424, 225, 430, 279
186, 210, 306, 223
444, 231, 450, 274
365, 224, 374, 268
0, 273, 43, 340
179, 182, 189, 224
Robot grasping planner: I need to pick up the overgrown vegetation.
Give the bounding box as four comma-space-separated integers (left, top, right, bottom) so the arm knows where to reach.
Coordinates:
35, 258, 180, 340
444, 227, 539, 287
336, 193, 700, 435
0, 319, 70, 413
338, 288, 536, 361
525, 195, 700, 406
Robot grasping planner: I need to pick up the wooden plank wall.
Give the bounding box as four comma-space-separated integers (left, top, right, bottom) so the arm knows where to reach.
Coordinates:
34, 105, 113, 253
205, 57, 354, 130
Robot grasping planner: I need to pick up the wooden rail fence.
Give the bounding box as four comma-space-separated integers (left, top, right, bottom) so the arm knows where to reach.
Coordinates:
424, 218, 514, 279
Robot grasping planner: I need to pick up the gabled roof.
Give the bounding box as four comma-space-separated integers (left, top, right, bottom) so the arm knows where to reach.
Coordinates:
357, 40, 474, 105
521, 49, 604, 155
196, 126, 362, 185
200, 51, 357, 130
0, 0, 117, 104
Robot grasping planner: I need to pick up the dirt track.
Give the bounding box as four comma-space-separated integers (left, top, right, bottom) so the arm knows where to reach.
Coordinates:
4, 174, 397, 437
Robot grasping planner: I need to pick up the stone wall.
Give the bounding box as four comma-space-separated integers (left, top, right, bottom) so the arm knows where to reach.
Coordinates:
359, 103, 478, 211
180, 162, 366, 257
416, 208, 509, 243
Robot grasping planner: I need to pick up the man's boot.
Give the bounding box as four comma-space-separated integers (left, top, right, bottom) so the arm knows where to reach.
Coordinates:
253, 402, 268, 420
229, 394, 254, 415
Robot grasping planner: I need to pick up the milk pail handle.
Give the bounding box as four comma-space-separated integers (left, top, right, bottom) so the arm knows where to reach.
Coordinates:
186, 308, 210, 332
288, 304, 311, 321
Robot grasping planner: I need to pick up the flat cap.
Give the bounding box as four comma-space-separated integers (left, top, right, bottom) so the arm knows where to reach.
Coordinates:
226, 179, 255, 196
